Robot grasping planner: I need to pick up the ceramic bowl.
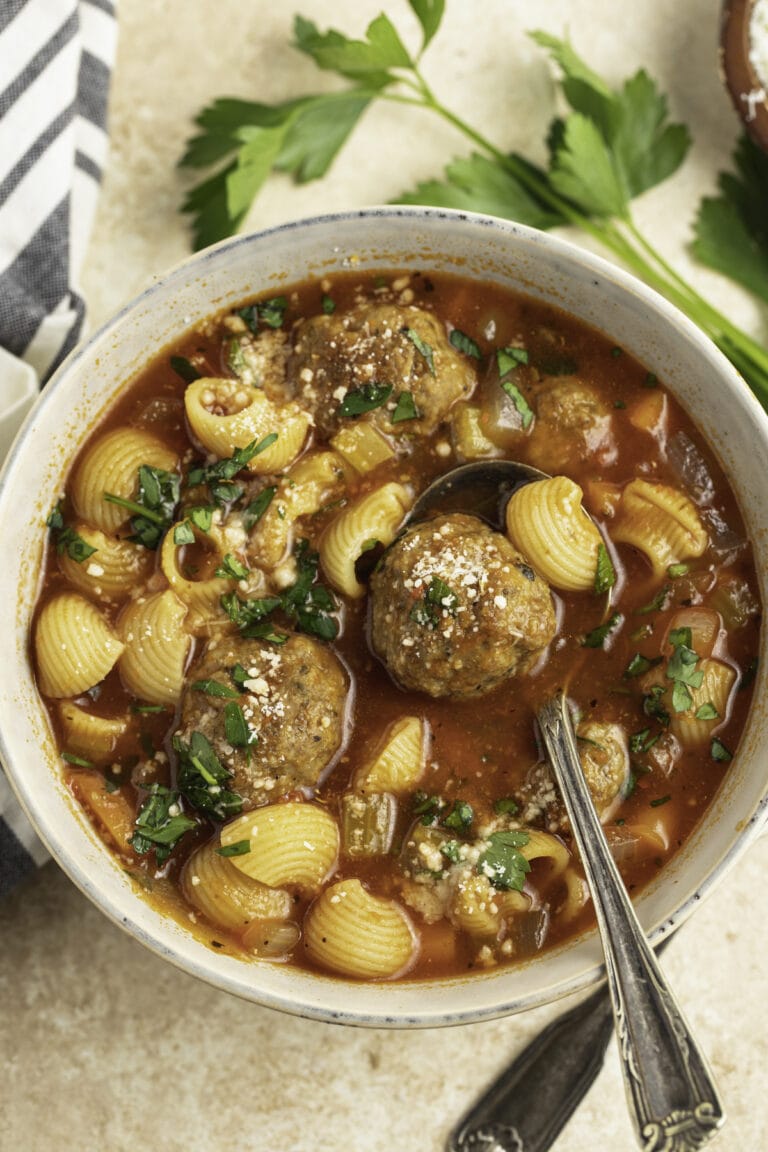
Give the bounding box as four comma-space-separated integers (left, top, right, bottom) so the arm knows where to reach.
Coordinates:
2, 208, 768, 1027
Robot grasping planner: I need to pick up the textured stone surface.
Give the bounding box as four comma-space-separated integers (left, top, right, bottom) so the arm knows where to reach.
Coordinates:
4, 1, 768, 1148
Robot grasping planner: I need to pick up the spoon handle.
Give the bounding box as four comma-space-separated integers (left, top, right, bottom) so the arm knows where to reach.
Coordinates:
536, 692, 724, 1151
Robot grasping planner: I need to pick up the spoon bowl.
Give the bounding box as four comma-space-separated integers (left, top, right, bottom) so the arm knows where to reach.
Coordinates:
408, 458, 548, 529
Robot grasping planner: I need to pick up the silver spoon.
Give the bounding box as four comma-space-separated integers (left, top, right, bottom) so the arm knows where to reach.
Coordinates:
410, 459, 725, 1152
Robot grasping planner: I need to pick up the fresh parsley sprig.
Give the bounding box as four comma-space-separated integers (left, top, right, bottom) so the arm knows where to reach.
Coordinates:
104, 465, 181, 550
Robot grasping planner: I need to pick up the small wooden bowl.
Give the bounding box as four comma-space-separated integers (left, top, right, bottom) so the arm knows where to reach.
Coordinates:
721, 0, 768, 151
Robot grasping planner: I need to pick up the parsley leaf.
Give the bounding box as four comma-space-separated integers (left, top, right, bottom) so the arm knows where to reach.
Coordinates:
410, 0, 445, 54
187, 434, 278, 496
129, 784, 197, 864
104, 465, 180, 550
217, 839, 251, 858
243, 486, 277, 530
174, 730, 244, 820
191, 678, 240, 699
582, 611, 622, 648
410, 576, 460, 628
477, 830, 531, 891
449, 328, 481, 358
338, 382, 392, 417
402, 326, 435, 374
238, 297, 288, 331
169, 355, 202, 383
293, 13, 412, 80
224, 701, 257, 748
594, 542, 616, 595
47, 505, 97, 563
391, 391, 420, 423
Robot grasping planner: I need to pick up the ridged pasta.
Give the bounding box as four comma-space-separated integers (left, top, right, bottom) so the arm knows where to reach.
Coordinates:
671, 658, 737, 746
70, 427, 178, 534
611, 478, 708, 577
519, 829, 570, 880
559, 867, 589, 921
248, 451, 347, 569
118, 590, 190, 705
68, 770, 135, 855
58, 700, 129, 761
505, 475, 604, 592
303, 878, 417, 979
181, 841, 292, 931
35, 592, 124, 697
329, 422, 394, 473
184, 377, 310, 474
58, 522, 154, 601
220, 802, 339, 892
451, 403, 503, 461
449, 873, 502, 939
160, 522, 234, 635
320, 481, 412, 599
354, 715, 428, 794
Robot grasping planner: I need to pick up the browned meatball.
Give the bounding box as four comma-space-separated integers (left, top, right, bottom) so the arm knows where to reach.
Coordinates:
289, 303, 476, 439
369, 513, 557, 698
526, 378, 616, 474
175, 633, 348, 808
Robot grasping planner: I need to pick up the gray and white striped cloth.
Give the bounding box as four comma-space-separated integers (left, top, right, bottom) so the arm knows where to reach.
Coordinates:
0, 0, 117, 899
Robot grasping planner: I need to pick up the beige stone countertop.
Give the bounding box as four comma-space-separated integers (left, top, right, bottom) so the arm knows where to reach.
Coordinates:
3, 1, 768, 1149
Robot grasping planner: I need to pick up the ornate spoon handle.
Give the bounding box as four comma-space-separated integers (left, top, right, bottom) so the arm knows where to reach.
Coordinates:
535, 692, 724, 1151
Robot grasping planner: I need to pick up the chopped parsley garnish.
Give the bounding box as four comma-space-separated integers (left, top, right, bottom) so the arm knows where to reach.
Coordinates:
636, 585, 671, 615
643, 684, 670, 726
230, 663, 250, 690
215, 553, 250, 580
174, 730, 244, 820
500, 378, 534, 429
477, 830, 531, 891
243, 486, 277, 530
449, 329, 481, 358
412, 791, 444, 825
667, 562, 689, 578
630, 728, 658, 755
221, 592, 283, 631
191, 678, 240, 699
216, 840, 251, 857
238, 296, 288, 331
227, 337, 248, 376
131, 703, 167, 714
644, 373, 659, 388
695, 702, 719, 720
665, 626, 703, 713
169, 355, 202, 383
496, 346, 529, 375
493, 797, 519, 816
410, 576, 460, 629
611, 346, 623, 357
442, 801, 474, 833
649, 794, 671, 808
321, 293, 335, 314
402, 326, 435, 374
129, 784, 197, 864
711, 737, 732, 763
187, 434, 278, 493
594, 543, 616, 595
624, 652, 662, 678
224, 701, 257, 749
46, 505, 97, 563
104, 465, 180, 550
173, 521, 196, 546
337, 382, 393, 418
61, 751, 93, 768
439, 840, 462, 864
582, 611, 622, 648
222, 539, 338, 642
391, 390, 420, 423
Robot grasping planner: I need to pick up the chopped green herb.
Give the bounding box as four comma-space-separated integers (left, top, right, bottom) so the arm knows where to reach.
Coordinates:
226, 336, 248, 376
636, 585, 671, 614
187, 434, 278, 492
614, 399, 627, 409
61, 751, 93, 768
739, 657, 758, 691
410, 575, 460, 629
412, 791, 444, 825
170, 355, 201, 383
611, 346, 623, 357
174, 730, 243, 820
129, 784, 197, 863
649, 794, 671, 808
477, 830, 531, 892
238, 297, 288, 331
439, 839, 462, 864
221, 591, 283, 631
215, 553, 250, 580
243, 485, 277, 530
216, 840, 251, 857
230, 663, 249, 690
391, 390, 420, 423
671, 679, 693, 714
629, 727, 654, 755
224, 701, 257, 748
174, 521, 196, 546
500, 378, 534, 430
359, 537, 379, 553
47, 505, 97, 563
402, 326, 435, 374
582, 611, 622, 648
442, 801, 474, 833
711, 738, 732, 763
493, 797, 519, 816
667, 562, 689, 578
496, 346, 529, 376
643, 685, 670, 726
594, 542, 616, 595
191, 678, 240, 699
620, 770, 637, 800
449, 328, 481, 358
321, 293, 336, 314
644, 373, 658, 388
104, 464, 180, 550
624, 652, 662, 678
131, 703, 167, 714
695, 702, 719, 720
338, 382, 393, 418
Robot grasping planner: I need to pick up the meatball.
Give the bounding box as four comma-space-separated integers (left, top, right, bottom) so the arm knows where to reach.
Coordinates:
526, 378, 616, 474
369, 512, 556, 698
175, 633, 348, 808
289, 303, 476, 439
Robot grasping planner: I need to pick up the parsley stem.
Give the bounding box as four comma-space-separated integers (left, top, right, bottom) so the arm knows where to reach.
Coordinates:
102, 493, 166, 523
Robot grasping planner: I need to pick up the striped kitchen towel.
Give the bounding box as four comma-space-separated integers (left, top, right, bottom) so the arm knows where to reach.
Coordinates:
0, 0, 117, 898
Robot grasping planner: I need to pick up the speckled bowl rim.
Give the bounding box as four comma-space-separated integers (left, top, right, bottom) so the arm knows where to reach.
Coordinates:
1, 206, 767, 1028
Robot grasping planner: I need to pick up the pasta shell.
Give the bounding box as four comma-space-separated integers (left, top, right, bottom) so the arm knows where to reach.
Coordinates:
35, 592, 124, 697
58, 522, 154, 601
160, 521, 233, 635
58, 700, 129, 761
519, 829, 570, 880
671, 658, 737, 747
320, 482, 412, 599
611, 479, 708, 577
184, 377, 310, 474
181, 841, 292, 932
118, 590, 190, 705
220, 802, 339, 892
249, 451, 347, 570
505, 475, 604, 592
355, 715, 428, 793
70, 427, 178, 534
303, 879, 417, 979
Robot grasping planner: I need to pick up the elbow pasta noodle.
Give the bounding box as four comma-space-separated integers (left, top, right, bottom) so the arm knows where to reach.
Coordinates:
249, 451, 346, 569
304, 878, 418, 979
68, 771, 136, 855
58, 522, 154, 600
611, 478, 708, 577
505, 475, 604, 592
118, 590, 190, 705
181, 841, 292, 931
329, 422, 395, 474
160, 522, 234, 635
355, 715, 428, 794
70, 427, 178, 534
671, 658, 737, 746
320, 481, 413, 599
184, 377, 310, 473
35, 592, 124, 697
220, 802, 339, 892
58, 701, 129, 761
451, 403, 504, 461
